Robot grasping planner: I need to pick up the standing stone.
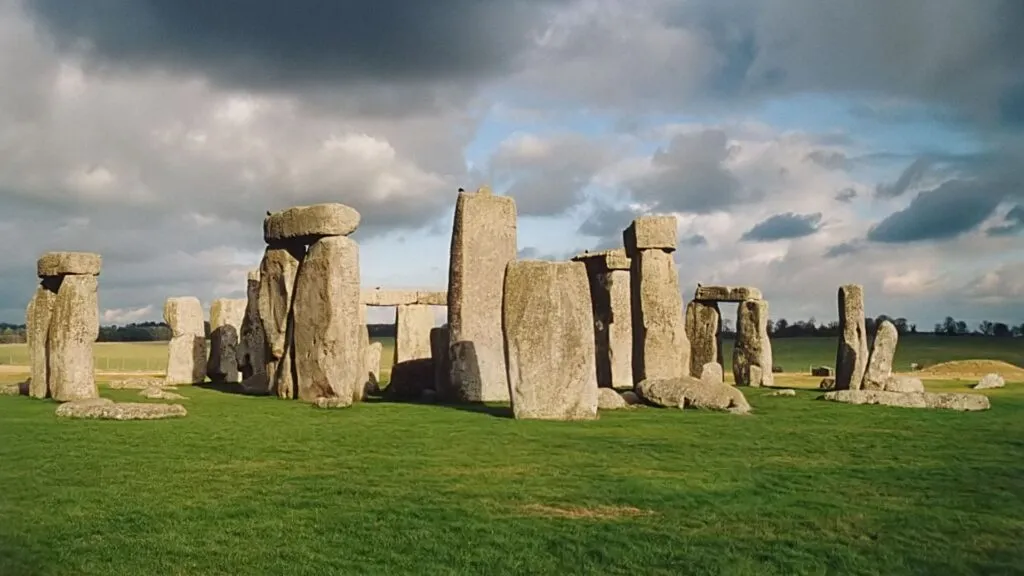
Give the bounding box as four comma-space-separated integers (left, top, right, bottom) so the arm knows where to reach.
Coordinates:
388, 304, 436, 399
237, 269, 266, 383
572, 250, 633, 389
26, 281, 58, 398
700, 362, 724, 384
164, 296, 208, 385
48, 275, 99, 401
685, 300, 722, 378
503, 261, 598, 420
835, 284, 869, 391
627, 247, 690, 383
430, 325, 451, 396
292, 236, 361, 403
258, 244, 304, 398
207, 298, 247, 383
733, 299, 773, 387
353, 304, 371, 402
863, 320, 898, 390
446, 187, 517, 402
364, 341, 382, 396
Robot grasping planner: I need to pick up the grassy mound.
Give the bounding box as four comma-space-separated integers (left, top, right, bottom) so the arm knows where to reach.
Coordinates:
916, 360, 1024, 381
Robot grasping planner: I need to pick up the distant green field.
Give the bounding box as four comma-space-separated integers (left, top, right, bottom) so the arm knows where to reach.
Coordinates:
1, 335, 1018, 375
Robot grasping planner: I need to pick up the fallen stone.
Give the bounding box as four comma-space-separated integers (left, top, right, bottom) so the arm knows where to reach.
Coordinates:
55, 399, 188, 420
446, 187, 517, 402
771, 389, 797, 397
686, 300, 721, 378
237, 269, 266, 382
822, 389, 990, 411
312, 396, 353, 409
975, 373, 1005, 390
503, 260, 598, 420
207, 298, 247, 383
164, 296, 208, 386
636, 376, 751, 413
258, 245, 305, 398
598, 387, 629, 410
700, 362, 724, 384
693, 285, 763, 303
36, 251, 102, 277
624, 215, 678, 252
26, 281, 58, 398
628, 248, 690, 382
263, 203, 360, 243
811, 366, 834, 377
48, 275, 100, 401
883, 375, 924, 393
863, 320, 898, 390
0, 382, 25, 396
575, 252, 633, 389
108, 377, 166, 390
620, 390, 642, 405
733, 299, 773, 387
139, 386, 187, 400
292, 236, 362, 403
835, 284, 869, 390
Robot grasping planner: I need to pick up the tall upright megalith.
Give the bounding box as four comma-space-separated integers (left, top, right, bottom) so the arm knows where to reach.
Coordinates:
30, 252, 101, 401
503, 260, 598, 420
208, 298, 247, 383
258, 244, 304, 398
572, 249, 633, 389
624, 216, 690, 383
733, 299, 773, 387
835, 284, 869, 390
446, 187, 517, 402
164, 296, 208, 385
237, 269, 266, 383
685, 299, 721, 379
863, 319, 898, 390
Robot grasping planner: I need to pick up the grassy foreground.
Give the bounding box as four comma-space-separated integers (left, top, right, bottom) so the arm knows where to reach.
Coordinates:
1, 379, 1023, 574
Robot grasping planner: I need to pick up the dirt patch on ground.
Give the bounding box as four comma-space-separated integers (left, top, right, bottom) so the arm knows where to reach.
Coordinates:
914, 360, 1024, 382
518, 504, 655, 520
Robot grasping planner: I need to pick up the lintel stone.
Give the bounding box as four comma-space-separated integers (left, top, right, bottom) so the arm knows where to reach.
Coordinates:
37, 252, 102, 277
263, 203, 360, 244
624, 216, 678, 254
694, 285, 763, 303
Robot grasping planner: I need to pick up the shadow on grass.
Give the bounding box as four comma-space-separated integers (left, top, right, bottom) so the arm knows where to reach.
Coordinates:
367, 393, 513, 418
193, 381, 256, 397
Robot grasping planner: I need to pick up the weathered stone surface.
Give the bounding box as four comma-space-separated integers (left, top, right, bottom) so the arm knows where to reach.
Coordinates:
835, 284, 869, 390
258, 245, 304, 398
48, 275, 99, 401
620, 390, 641, 405
389, 304, 436, 396
26, 281, 58, 398
975, 373, 1005, 390
597, 387, 629, 410
55, 398, 188, 420
577, 255, 633, 389
819, 377, 836, 390
863, 320, 898, 390
572, 248, 631, 271
700, 362, 724, 384
636, 376, 751, 413
624, 216, 678, 252
503, 261, 598, 420
883, 375, 924, 393
360, 288, 418, 306
811, 366, 834, 377
0, 382, 25, 396
363, 341, 382, 397
37, 251, 102, 277
313, 396, 352, 409
237, 269, 266, 382
822, 390, 990, 411
686, 300, 721, 378
628, 249, 690, 382
693, 285, 763, 303
446, 188, 517, 402
207, 298, 246, 383
733, 299, 773, 387
139, 386, 187, 400
292, 236, 361, 403
164, 297, 207, 386
416, 291, 447, 306
771, 389, 797, 397
263, 203, 360, 243
430, 325, 451, 396
385, 359, 435, 400
108, 377, 166, 390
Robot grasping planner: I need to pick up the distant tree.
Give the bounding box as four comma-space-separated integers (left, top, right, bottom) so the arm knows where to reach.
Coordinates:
774, 318, 789, 335
893, 317, 909, 334
978, 320, 994, 336
955, 320, 968, 335
910, 323, 917, 334
993, 323, 1011, 338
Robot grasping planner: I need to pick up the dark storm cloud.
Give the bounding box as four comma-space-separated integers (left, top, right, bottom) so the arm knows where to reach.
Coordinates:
986, 205, 1024, 236
876, 158, 932, 198
823, 240, 863, 258
740, 212, 822, 242
25, 0, 563, 90
867, 180, 1006, 243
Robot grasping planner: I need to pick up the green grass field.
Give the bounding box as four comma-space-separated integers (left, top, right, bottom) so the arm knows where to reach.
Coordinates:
1, 336, 1023, 574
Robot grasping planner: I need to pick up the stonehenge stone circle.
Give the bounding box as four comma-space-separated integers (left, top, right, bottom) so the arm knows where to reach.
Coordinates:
258, 244, 304, 398
835, 284, 869, 391
207, 298, 247, 383
733, 299, 773, 387
624, 216, 690, 383
263, 203, 360, 244
292, 235, 362, 404
164, 296, 208, 385
685, 300, 722, 379
447, 186, 517, 402
863, 320, 898, 390
503, 260, 598, 421
237, 269, 266, 382
572, 249, 633, 390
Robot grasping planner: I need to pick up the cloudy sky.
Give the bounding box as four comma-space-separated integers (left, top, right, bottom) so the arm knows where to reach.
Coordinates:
1, 0, 1022, 328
